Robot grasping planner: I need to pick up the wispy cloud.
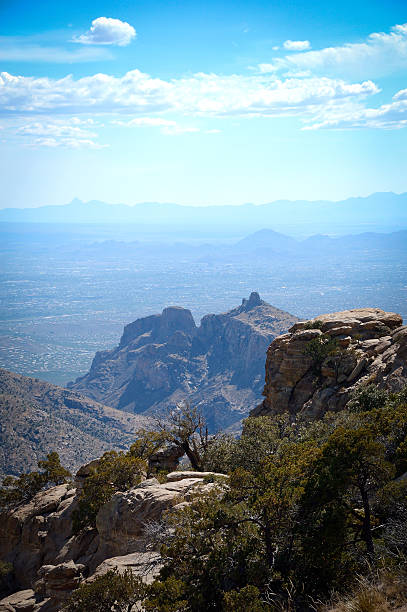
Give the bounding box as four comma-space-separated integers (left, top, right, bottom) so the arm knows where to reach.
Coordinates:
4, 117, 107, 148
283, 40, 311, 51
27, 136, 108, 149
259, 22, 407, 78
73, 17, 136, 46
112, 116, 212, 135
113, 117, 178, 128
0, 37, 113, 63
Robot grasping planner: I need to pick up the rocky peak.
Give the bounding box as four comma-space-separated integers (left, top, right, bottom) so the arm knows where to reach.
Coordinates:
252, 307, 406, 418
70, 295, 298, 431
119, 306, 196, 348
156, 306, 196, 341
240, 291, 263, 311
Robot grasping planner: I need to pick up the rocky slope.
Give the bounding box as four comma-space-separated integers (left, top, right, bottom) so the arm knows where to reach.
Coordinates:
70, 293, 298, 431
0, 369, 152, 479
252, 307, 406, 417
0, 470, 220, 611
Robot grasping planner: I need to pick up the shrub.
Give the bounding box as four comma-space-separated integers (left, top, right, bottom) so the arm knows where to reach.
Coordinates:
304, 334, 341, 376
72, 451, 146, 533
64, 568, 146, 612
302, 319, 324, 330
348, 384, 389, 413
0, 452, 71, 509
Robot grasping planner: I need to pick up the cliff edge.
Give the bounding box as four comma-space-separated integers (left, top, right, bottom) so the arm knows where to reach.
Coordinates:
252, 307, 406, 417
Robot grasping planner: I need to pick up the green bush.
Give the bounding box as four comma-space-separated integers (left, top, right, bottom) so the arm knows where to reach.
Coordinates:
72, 451, 147, 533
304, 334, 341, 376
143, 385, 407, 610
64, 568, 146, 612
302, 319, 324, 330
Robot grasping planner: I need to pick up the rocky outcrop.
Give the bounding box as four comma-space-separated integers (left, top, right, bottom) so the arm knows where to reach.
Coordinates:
70, 293, 298, 431
92, 474, 216, 571
0, 589, 36, 612
252, 308, 406, 418
0, 369, 152, 479
0, 471, 221, 611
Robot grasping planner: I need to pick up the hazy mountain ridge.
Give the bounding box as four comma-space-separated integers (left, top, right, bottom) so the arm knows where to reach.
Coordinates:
2, 192, 407, 235
69, 293, 298, 431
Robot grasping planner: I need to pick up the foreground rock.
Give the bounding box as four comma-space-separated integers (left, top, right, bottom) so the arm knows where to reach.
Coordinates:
70, 293, 298, 431
253, 308, 406, 417
0, 471, 221, 611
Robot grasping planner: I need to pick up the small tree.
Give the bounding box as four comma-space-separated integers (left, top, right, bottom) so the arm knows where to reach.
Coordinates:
304, 334, 341, 376
38, 451, 72, 486
0, 452, 71, 509
129, 429, 168, 462
153, 403, 213, 471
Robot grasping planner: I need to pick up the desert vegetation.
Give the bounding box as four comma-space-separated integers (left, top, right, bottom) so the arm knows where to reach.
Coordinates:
58, 384, 407, 610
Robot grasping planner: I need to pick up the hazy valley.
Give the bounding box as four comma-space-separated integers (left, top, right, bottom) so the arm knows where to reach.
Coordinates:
1, 199, 406, 386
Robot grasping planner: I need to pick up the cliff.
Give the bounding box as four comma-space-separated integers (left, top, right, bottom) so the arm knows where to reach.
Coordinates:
252, 307, 406, 417
70, 293, 298, 431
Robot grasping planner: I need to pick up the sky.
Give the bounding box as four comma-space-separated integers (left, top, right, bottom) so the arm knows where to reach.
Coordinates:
0, 0, 407, 207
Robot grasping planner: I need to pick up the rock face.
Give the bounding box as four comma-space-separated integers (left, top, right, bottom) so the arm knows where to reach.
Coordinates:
252, 308, 406, 418
70, 293, 298, 431
0, 472, 218, 611
0, 369, 152, 479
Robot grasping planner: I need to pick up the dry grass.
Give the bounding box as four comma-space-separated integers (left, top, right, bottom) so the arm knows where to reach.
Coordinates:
324, 571, 407, 612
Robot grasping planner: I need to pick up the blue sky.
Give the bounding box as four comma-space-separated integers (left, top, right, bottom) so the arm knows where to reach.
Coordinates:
1, 0, 406, 207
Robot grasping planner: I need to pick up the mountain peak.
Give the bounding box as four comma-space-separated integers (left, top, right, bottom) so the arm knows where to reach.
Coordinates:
241, 291, 262, 310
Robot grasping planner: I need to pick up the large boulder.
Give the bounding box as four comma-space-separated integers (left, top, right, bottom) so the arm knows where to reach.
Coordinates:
92, 475, 216, 570
0, 589, 36, 612
252, 308, 406, 417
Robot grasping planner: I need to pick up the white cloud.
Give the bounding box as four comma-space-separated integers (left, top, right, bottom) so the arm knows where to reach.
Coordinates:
304, 89, 407, 130
283, 40, 311, 51
260, 22, 407, 78
74, 17, 136, 46
394, 88, 407, 100
0, 70, 378, 120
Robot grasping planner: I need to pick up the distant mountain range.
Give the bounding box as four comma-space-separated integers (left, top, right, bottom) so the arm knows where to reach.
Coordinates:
1, 192, 406, 235
69, 292, 298, 432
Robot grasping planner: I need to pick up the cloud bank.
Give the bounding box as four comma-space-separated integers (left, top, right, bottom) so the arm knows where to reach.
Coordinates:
0, 70, 378, 117
1, 22, 407, 147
